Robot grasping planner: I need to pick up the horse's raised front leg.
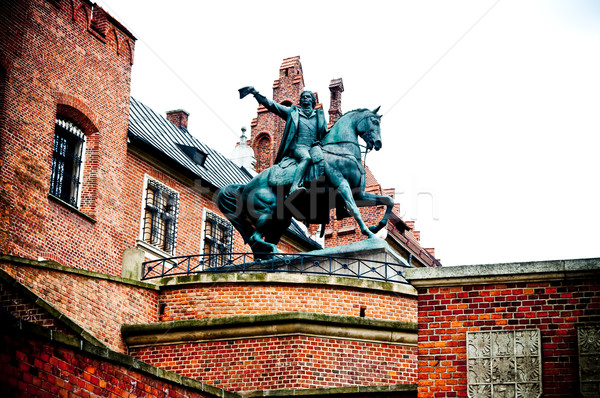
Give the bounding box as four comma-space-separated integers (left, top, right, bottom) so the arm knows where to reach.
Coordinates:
336, 180, 375, 238
354, 191, 395, 234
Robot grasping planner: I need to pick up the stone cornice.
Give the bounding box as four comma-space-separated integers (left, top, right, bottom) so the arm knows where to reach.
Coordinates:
240, 383, 417, 397
122, 312, 418, 347
405, 258, 600, 287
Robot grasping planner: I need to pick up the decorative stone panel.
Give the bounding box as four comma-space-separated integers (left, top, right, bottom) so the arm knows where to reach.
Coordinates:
579, 327, 600, 397
467, 329, 541, 398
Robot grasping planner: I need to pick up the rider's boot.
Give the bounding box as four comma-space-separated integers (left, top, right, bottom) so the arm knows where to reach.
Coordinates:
289, 159, 310, 195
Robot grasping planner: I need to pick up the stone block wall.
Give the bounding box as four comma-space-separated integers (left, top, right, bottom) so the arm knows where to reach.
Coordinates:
406, 259, 600, 398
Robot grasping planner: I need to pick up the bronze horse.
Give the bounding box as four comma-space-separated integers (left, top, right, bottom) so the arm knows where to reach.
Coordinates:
217, 107, 394, 256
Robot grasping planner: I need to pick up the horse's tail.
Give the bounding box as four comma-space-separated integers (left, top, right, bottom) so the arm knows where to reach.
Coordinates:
216, 184, 254, 244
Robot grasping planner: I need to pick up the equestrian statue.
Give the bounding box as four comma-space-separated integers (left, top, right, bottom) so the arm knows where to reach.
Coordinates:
216, 86, 395, 257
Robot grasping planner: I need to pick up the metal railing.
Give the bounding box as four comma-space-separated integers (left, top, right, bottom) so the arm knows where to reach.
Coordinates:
142, 252, 413, 284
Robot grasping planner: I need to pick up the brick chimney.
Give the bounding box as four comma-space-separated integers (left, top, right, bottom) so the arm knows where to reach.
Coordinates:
328, 78, 344, 126
166, 109, 189, 129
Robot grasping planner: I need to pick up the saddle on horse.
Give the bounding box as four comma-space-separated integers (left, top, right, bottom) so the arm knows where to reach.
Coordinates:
267, 145, 326, 189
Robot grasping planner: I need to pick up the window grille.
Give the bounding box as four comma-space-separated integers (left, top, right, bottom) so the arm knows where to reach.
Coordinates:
141, 179, 178, 254
203, 211, 233, 267
50, 119, 85, 206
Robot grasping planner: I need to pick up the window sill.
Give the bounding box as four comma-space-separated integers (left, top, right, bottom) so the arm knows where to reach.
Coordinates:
135, 240, 174, 260
48, 194, 97, 224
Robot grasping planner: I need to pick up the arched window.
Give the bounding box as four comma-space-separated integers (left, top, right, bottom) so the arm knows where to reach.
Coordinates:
49, 118, 86, 207
256, 135, 272, 172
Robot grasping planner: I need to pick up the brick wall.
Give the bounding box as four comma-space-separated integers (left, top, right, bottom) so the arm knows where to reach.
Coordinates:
158, 282, 417, 323
122, 150, 300, 259
1, 260, 159, 353
406, 260, 600, 398
0, 330, 231, 398
0, 0, 135, 275
0, 280, 75, 336
130, 335, 417, 392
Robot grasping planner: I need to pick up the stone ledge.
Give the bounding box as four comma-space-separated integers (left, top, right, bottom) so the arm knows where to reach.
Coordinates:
1, 313, 240, 398
405, 257, 600, 287
158, 271, 417, 296
0, 255, 159, 290
240, 384, 417, 397
122, 312, 418, 347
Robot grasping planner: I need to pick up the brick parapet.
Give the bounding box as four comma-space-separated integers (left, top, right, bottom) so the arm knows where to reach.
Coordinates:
156, 276, 417, 323
1, 256, 160, 353
405, 258, 600, 398
124, 270, 420, 392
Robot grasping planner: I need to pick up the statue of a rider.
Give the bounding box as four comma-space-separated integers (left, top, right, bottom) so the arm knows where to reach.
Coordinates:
240, 86, 328, 195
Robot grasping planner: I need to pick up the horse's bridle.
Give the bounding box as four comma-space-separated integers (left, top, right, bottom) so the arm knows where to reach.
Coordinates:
322, 114, 377, 164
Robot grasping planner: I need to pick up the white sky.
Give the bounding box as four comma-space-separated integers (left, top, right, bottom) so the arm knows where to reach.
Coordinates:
97, 0, 600, 266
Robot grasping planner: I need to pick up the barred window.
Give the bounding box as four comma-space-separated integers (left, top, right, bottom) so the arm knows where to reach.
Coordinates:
49, 119, 85, 206
141, 179, 178, 254
203, 211, 233, 267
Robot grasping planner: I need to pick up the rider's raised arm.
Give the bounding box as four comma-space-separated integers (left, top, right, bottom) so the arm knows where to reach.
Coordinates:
247, 87, 291, 120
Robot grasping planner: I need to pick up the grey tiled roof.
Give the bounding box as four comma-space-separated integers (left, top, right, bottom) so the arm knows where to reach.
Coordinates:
127, 97, 320, 250
128, 97, 252, 188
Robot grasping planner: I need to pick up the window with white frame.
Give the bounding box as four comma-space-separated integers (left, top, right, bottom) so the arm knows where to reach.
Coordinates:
141, 179, 178, 255
49, 118, 85, 207
203, 211, 233, 267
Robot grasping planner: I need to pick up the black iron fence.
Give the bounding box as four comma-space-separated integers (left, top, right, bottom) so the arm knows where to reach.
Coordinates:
142, 252, 413, 284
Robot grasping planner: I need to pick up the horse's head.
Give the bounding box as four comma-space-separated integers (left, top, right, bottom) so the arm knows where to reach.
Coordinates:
356, 106, 382, 151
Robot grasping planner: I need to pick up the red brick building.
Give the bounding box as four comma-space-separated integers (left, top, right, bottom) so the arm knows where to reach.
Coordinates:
0, 0, 317, 277
0, 1, 422, 396
4, 2, 596, 398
